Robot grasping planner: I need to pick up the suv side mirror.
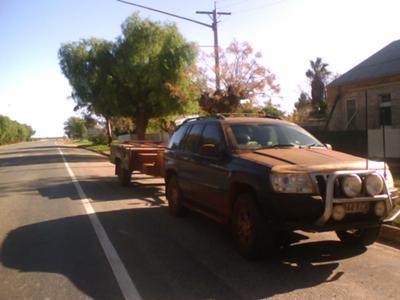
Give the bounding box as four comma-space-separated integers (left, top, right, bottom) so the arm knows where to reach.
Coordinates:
200, 144, 220, 158
325, 143, 333, 150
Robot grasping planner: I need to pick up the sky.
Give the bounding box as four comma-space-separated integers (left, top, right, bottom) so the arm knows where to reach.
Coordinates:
0, 0, 399, 137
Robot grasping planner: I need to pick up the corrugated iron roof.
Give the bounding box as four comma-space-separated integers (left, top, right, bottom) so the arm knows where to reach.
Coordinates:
328, 39, 400, 87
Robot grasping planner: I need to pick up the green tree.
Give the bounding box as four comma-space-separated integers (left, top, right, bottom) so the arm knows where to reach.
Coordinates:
199, 40, 280, 114
113, 14, 199, 139
64, 117, 88, 140
305, 57, 331, 115
0, 115, 35, 145
59, 39, 117, 143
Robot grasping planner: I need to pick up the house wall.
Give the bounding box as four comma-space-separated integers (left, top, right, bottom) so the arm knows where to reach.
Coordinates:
327, 79, 400, 131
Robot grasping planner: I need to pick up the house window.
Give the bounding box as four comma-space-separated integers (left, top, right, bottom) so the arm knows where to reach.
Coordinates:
380, 94, 392, 126
346, 99, 357, 129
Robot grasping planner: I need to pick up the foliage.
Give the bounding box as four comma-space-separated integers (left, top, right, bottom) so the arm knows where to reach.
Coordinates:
64, 117, 88, 140
199, 40, 280, 114
59, 14, 200, 140
292, 91, 313, 122
59, 38, 117, 143
111, 117, 135, 136
113, 14, 199, 139
235, 101, 285, 118
199, 86, 241, 114
305, 57, 331, 115
261, 102, 285, 118
89, 132, 109, 145
0, 115, 35, 145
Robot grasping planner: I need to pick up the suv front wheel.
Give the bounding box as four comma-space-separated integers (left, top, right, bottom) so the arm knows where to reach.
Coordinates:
232, 193, 274, 259
335, 226, 381, 246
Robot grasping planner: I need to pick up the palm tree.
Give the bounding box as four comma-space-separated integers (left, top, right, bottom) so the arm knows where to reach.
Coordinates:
306, 57, 331, 115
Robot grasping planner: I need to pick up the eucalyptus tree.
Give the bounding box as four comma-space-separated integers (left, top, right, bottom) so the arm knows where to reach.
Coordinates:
58, 39, 118, 143
113, 14, 199, 139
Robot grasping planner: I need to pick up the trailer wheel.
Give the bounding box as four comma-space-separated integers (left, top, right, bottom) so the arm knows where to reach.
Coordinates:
117, 162, 131, 186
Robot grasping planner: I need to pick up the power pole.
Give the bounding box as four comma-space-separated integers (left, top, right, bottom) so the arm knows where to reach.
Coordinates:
117, 0, 231, 91
196, 2, 231, 91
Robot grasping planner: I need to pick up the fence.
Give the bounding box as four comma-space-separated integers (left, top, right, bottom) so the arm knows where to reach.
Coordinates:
368, 128, 400, 158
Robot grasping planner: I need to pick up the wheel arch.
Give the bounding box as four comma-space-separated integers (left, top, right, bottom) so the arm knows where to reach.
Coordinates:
229, 181, 258, 211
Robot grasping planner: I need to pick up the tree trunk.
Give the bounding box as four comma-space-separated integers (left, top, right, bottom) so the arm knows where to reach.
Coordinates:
105, 117, 113, 145
134, 115, 149, 140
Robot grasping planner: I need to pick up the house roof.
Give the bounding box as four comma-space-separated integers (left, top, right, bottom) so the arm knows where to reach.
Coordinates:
328, 39, 400, 87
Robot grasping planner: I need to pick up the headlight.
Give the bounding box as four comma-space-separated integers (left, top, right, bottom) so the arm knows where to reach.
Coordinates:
270, 173, 315, 194
341, 174, 362, 197
365, 173, 384, 196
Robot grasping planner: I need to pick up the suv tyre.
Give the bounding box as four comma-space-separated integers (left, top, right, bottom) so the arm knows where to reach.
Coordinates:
335, 226, 381, 246
232, 193, 274, 260
166, 175, 186, 217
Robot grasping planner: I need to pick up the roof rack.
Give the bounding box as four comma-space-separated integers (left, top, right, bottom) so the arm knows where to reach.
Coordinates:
181, 115, 224, 124
215, 113, 283, 120
181, 113, 282, 125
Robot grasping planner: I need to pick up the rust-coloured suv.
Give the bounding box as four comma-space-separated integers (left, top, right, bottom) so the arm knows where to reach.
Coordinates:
164, 115, 399, 259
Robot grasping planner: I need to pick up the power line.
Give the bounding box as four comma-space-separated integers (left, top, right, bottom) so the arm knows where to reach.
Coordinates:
231, 0, 287, 14
217, 0, 251, 10
116, 0, 211, 28
116, 0, 231, 91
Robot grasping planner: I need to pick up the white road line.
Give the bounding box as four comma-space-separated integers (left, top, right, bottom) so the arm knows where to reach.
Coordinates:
58, 148, 142, 300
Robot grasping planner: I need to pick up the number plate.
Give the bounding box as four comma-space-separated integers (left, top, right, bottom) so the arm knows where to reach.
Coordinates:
344, 202, 370, 214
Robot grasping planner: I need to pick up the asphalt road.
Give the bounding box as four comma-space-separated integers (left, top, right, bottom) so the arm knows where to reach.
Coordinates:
1, 140, 399, 300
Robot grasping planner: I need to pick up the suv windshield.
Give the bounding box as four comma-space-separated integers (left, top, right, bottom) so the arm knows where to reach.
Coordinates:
229, 123, 325, 150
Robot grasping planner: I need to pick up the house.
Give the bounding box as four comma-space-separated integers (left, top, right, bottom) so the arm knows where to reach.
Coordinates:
326, 39, 400, 131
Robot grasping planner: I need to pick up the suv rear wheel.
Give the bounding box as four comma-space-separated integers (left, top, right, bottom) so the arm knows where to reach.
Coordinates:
166, 175, 185, 216
335, 226, 381, 246
232, 193, 274, 259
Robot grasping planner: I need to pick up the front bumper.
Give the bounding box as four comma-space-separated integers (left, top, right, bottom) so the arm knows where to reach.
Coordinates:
269, 170, 399, 232
314, 170, 399, 227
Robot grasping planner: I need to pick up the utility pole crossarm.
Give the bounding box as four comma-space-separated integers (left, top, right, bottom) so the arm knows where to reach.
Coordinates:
196, 11, 231, 15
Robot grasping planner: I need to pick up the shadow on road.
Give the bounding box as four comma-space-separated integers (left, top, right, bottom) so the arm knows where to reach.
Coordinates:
0, 153, 107, 168
36, 175, 165, 206
1, 206, 367, 300
0, 146, 78, 157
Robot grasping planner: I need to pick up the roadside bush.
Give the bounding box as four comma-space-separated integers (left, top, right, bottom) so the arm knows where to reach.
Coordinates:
89, 132, 108, 145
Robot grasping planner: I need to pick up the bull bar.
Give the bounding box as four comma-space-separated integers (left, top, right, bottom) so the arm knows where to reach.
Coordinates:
314, 170, 400, 227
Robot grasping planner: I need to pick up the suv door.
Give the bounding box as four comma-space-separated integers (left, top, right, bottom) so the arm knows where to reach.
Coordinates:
195, 124, 230, 216
177, 123, 204, 200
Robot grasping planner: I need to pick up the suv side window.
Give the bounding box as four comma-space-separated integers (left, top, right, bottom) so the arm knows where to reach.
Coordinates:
181, 124, 204, 153
167, 125, 188, 150
200, 124, 225, 150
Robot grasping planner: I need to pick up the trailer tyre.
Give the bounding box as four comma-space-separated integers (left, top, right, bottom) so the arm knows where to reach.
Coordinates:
166, 175, 185, 216
117, 163, 131, 186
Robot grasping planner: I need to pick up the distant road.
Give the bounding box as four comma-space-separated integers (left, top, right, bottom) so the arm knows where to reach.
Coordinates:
1, 141, 400, 300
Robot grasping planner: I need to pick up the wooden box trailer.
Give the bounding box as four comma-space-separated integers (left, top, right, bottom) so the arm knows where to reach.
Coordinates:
110, 141, 166, 186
